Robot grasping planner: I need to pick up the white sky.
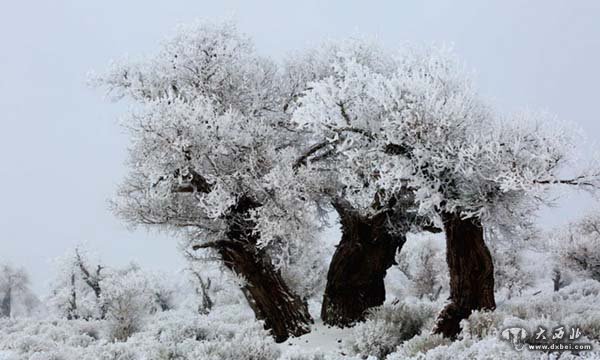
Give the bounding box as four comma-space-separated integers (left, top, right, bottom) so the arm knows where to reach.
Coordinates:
2, 0, 600, 294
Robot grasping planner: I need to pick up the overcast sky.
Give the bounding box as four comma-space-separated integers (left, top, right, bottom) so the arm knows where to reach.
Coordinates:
2, 0, 600, 294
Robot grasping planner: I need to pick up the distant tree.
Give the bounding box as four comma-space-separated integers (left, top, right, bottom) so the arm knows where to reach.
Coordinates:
0, 264, 37, 318
48, 246, 107, 320
187, 268, 213, 315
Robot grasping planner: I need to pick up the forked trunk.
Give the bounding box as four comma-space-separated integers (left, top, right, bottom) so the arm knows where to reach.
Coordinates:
321, 203, 405, 327
219, 196, 312, 342
432, 212, 495, 338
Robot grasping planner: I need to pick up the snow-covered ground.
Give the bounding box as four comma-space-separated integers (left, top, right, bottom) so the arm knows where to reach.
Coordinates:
279, 320, 354, 358
1, 277, 599, 359
1, 232, 600, 359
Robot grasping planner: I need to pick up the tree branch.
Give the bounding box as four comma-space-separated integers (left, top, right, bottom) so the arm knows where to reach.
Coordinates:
533, 173, 600, 188
172, 168, 214, 193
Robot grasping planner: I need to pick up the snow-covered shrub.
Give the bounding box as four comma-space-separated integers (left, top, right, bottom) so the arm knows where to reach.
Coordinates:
143, 306, 260, 344
565, 311, 600, 342
406, 336, 532, 360
0, 302, 275, 360
351, 302, 435, 359
0, 318, 108, 359
147, 311, 214, 343
188, 333, 280, 360
387, 333, 450, 359
460, 310, 505, 340
100, 267, 156, 341
383, 275, 600, 359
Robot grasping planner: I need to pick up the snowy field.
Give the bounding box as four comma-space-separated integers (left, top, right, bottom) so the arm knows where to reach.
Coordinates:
1, 231, 600, 359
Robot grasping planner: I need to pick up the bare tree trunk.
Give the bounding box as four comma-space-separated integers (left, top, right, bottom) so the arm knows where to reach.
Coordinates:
216, 196, 312, 342
321, 202, 405, 327
191, 271, 213, 315
432, 212, 495, 338
199, 277, 213, 314
67, 272, 78, 320
0, 286, 11, 318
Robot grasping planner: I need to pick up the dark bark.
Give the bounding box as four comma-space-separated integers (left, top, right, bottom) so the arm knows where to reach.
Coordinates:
191, 271, 213, 315
67, 272, 78, 320
218, 196, 312, 342
552, 268, 566, 292
432, 212, 495, 339
0, 286, 11, 318
180, 166, 312, 341
75, 249, 106, 319
321, 202, 406, 327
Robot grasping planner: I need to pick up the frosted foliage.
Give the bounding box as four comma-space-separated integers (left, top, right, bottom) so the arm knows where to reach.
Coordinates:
93, 23, 599, 312
0, 304, 278, 360
47, 248, 105, 320
100, 268, 157, 341
293, 45, 595, 223
350, 302, 435, 359
93, 21, 278, 115
94, 22, 329, 296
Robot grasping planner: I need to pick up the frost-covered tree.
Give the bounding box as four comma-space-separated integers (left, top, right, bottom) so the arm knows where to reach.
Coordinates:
0, 264, 38, 318
286, 41, 441, 327
48, 247, 107, 320
292, 45, 600, 337
93, 21, 323, 342
100, 264, 163, 341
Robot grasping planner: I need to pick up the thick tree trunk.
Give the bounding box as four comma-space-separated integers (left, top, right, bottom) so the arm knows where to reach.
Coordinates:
0, 287, 11, 318
219, 196, 312, 342
217, 242, 312, 342
432, 212, 495, 339
321, 203, 405, 327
